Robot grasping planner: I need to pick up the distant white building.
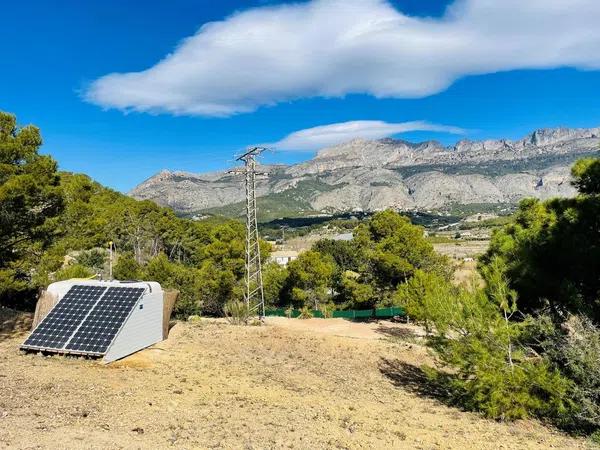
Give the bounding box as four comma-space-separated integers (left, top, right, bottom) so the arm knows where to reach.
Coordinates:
270, 250, 299, 266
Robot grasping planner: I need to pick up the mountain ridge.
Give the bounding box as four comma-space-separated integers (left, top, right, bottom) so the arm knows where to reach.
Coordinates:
130, 126, 600, 219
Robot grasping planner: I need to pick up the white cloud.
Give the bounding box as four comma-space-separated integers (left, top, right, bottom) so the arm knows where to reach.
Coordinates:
85, 0, 600, 117
270, 120, 465, 151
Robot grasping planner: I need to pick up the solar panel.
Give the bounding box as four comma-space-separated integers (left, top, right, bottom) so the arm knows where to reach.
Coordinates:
22, 285, 107, 352
22, 285, 145, 356
65, 287, 144, 354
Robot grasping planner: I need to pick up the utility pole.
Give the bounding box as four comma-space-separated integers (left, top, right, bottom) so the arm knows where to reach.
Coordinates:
234, 147, 266, 318
108, 241, 114, 280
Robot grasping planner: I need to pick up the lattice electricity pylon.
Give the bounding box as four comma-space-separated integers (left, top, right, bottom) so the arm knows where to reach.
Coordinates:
234, 146, 267, 318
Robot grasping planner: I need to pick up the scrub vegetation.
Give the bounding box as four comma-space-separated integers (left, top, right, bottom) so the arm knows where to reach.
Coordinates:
2, 111, 599, 441
396, 156, 600, 438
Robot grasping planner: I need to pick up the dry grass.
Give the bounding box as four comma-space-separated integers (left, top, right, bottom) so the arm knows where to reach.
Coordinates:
433, 240, 490, 260
0, 314, 591, 449
452, 260, 485, 288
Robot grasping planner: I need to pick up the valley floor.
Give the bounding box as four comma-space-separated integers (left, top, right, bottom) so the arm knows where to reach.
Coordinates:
0, 313, 591, 449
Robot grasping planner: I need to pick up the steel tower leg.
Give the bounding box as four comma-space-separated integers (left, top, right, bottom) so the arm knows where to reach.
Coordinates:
240, 151, 265, 318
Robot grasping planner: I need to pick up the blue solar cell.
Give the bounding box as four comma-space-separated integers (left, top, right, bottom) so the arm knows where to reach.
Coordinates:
22, 285, 106, 351
22, 285, 145, 356
65, 287, 144, 354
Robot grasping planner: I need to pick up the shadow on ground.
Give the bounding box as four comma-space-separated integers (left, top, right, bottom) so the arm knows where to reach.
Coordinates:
379, 357, 454, 405
0, 308, 32, 343
375, 325, 420, 341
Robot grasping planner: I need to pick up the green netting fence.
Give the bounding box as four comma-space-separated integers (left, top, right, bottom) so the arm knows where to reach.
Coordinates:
265, 306, 405, 319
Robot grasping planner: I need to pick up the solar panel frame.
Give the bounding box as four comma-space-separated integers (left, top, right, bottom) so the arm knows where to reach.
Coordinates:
65, 287, 145, 355
21, 284, 147, 357
21, 285, 107, 353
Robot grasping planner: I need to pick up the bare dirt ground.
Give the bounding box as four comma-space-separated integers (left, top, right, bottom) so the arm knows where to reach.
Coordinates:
0, 312, 591, 450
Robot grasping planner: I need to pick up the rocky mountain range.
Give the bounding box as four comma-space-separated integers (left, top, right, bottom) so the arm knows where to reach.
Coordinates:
130, 126, 600, 219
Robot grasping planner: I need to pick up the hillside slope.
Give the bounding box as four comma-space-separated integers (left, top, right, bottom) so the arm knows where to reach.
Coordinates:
131, 126, 600, 218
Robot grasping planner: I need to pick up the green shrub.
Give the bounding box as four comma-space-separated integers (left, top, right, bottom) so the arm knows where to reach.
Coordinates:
144, 253, 202, 318
571, 157, 600, 195
320, 303, 335, 318
419, 260, 575, 423
112, 252, 142, 280
286, 251, 335, 310
54, 264, 94, 281
425, 322, 575, 422
445, 355, 572, 421
480, 157, 600, 323
76, 249, 106, 272
394, 270, 459, 334
194, 260, 237, 317
262, 262, 287, 307
339, 274, 376, 309
298, 306, 313, 319
536, 315, 600, 433
223, 300, 250, 325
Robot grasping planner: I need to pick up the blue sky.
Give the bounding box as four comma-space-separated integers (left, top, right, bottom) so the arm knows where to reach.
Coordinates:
1, 0, 600, 192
